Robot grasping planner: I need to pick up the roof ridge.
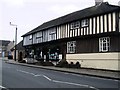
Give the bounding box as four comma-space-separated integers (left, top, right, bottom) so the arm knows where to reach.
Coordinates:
22, 2, 120, 37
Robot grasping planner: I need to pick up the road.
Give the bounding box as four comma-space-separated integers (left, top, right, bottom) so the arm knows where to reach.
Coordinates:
0, 59, 119, 90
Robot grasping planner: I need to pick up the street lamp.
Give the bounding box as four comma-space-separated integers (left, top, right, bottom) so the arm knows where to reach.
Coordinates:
10, 22, 17, 61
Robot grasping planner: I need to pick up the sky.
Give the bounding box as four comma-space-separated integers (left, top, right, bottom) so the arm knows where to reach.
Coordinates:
0, 0, 120, 43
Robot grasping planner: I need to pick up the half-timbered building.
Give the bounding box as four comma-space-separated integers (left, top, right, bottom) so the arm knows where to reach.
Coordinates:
22, 1, 120, 70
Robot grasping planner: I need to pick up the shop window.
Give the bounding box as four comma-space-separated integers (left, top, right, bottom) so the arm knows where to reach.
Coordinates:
99, 37, 110, 52
67, 41, 76, 53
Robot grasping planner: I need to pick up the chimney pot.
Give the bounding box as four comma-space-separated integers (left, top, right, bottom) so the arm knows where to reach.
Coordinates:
118, 1, 120, 6
95, 0, 103, 5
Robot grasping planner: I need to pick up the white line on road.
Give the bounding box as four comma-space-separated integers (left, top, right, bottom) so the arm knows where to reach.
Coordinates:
34, 75, 42, 77
17, 69, 99, 90
42, 75, 52, 81
52, 80, 99, 90
0, 85, 8, 90
17, 69, 36, 76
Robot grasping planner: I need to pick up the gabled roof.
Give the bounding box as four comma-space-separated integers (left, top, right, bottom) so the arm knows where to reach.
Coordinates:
22, 2, 120, 37
11, 40, 25, 51
16, 40, 24, 50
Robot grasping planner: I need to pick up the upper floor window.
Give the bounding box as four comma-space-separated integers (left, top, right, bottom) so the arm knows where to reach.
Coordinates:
49, 32, 56, 41
81, 19, 88, 27
99, 37, 110, 52
70, 21, 80, 29
36, 32, 43, 43
29, 35, 32, 40
67, 41, 76, 53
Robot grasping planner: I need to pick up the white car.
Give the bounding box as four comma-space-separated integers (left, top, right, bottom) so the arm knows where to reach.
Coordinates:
23, 58, 38, 64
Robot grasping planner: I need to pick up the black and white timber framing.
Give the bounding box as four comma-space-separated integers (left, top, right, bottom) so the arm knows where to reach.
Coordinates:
22, 2, 120, 71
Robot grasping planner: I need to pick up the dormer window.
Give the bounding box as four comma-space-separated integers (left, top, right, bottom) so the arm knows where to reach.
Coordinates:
81, 19, 88, 27
70, 21, 80, 29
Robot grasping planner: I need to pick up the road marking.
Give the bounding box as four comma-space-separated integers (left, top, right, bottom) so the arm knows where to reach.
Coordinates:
17, 69, 37, 76
34, 75, 42, 77
42, 75, 52, 81
52, 80, 99, 90
17, 69, 99, 90
0, 85, 8, 90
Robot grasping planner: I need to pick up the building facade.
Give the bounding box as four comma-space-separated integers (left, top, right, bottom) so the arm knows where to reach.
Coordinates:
11, 40, 25, 61
22, 2, 120, 70
0, 40, 11, 57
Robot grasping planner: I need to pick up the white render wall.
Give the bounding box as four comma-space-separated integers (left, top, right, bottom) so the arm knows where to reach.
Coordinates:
66, 52, 119, 71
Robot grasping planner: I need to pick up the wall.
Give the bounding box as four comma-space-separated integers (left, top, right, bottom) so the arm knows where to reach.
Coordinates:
11, 50, 18, 60
56, 12, 117, 40
23, 11, 118, 46
66, 52, 119, 71
23, 35, 32, 46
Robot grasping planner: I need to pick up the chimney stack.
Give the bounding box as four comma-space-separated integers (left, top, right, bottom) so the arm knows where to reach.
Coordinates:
118, 1, 120, 6
95, 0, 103, 5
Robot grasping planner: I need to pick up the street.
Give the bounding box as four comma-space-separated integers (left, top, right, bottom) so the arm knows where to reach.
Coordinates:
0, 59, 119, 90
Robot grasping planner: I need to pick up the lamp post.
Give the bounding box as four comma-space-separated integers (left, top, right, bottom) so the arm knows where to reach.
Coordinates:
10, 22, 17, 61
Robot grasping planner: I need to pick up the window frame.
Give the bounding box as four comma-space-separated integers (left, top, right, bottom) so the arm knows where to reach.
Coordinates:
36, 32, 43, 43
29, 35, 32, 40
70, 21, 80, 29
49, 32, 56, 41
99, 37, 110, 52
67, 41, 76, 53
81, 19, 89, 27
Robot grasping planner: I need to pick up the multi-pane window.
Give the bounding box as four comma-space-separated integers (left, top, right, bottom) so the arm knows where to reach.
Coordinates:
81, 19, 88, 27
67, 41, 76, 53
36, 32, 42, 43
99, 37, 110, 52
70, 21, 80, 29
49, 32, 56, 41
29, 35, 32, 40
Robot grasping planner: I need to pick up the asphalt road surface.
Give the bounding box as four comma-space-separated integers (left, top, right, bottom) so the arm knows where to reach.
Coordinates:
0, 59, 119, 90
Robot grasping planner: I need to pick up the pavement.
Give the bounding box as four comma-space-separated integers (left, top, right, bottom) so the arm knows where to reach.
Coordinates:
3, 58, 120, 80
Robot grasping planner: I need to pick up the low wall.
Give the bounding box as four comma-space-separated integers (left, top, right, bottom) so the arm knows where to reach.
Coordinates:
66, 52, 120, 71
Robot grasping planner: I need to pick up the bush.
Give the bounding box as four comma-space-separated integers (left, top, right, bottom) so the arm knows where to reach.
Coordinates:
75, 62, 81, 68
69, 62, 75, 68
69, 62, 81, 68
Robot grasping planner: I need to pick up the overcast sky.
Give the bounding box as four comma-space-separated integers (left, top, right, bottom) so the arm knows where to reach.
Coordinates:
0, 0, 119, 43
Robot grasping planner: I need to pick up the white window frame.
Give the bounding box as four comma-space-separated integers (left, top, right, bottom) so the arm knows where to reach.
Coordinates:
49, 32, 56, 41
29, 35, 32, 40
36, 32, 43, 43
99, 37, 110, 52
70, 21, 80, 29
67, 41, 76, 53
81, 19, 88, 27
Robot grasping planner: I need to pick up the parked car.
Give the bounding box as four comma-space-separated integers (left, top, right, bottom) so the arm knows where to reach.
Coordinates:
23, 58, 38, 64
8, 55, 13, 59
